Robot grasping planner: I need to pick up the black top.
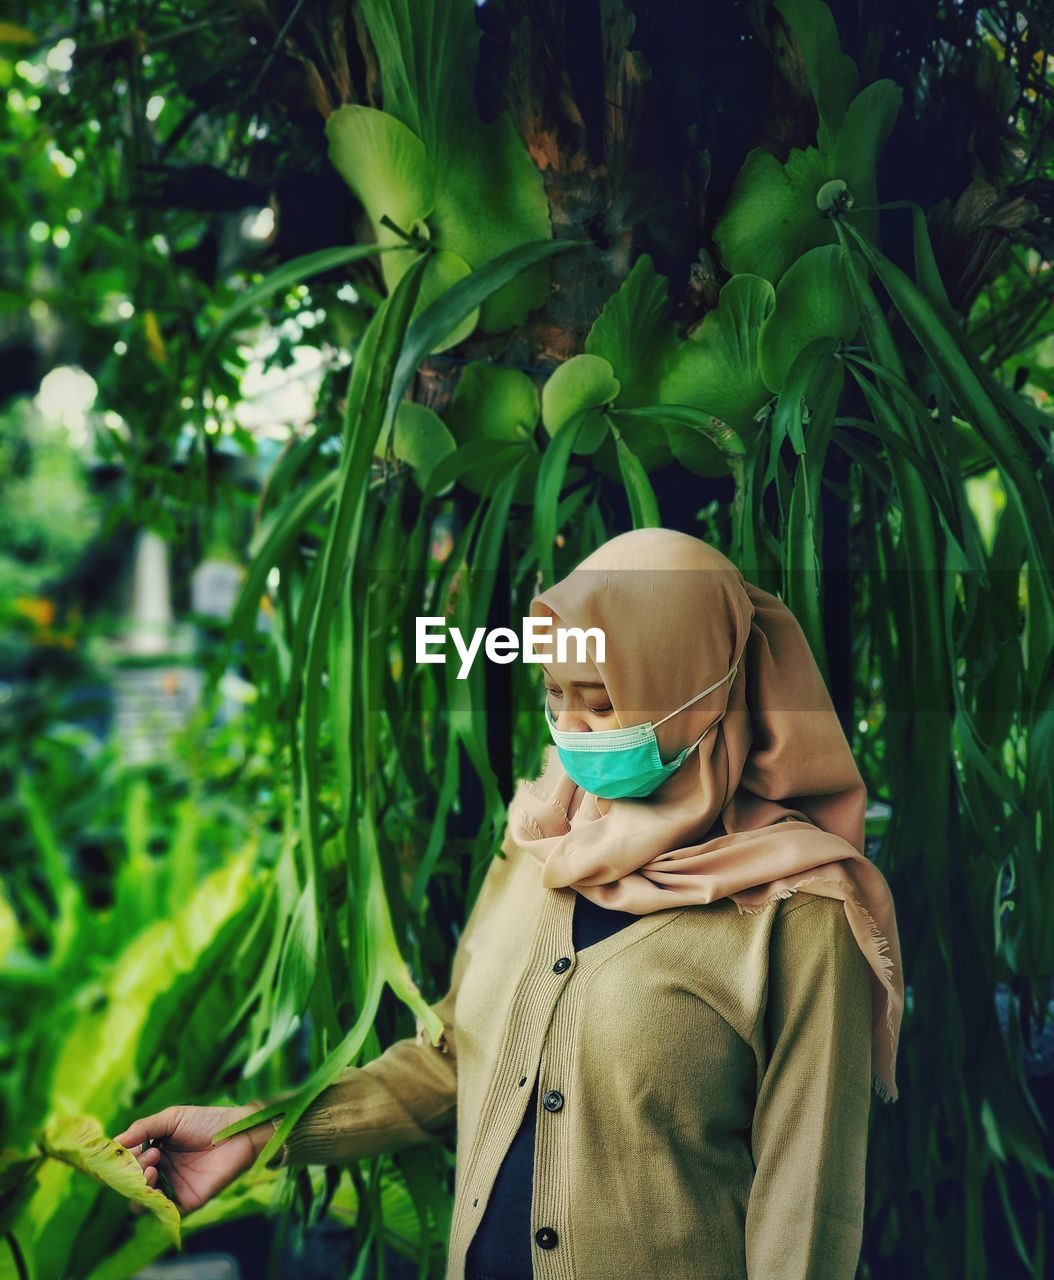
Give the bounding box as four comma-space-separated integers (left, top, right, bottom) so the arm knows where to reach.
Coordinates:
463, 892, 640, 1280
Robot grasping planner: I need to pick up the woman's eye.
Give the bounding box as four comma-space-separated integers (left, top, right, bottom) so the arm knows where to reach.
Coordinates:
545, 688, 611, 716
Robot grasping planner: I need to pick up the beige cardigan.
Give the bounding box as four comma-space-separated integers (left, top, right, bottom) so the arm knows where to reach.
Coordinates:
265, 829, 874, 1278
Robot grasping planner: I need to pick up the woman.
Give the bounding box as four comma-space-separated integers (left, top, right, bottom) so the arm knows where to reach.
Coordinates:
115, 528, 904, 1280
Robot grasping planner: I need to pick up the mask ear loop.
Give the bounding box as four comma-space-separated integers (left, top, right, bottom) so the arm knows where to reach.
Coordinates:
658, 662, 740, 758
652, 662, 739, 731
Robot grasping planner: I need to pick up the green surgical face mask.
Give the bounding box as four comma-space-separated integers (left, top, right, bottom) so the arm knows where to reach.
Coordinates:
543, 662, 739, 800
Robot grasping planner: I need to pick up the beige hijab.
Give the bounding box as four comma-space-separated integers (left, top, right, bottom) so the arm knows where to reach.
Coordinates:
506, 528, 904, 1104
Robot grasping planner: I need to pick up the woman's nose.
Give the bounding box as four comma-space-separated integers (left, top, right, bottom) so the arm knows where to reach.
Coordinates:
555, 710, 591, 733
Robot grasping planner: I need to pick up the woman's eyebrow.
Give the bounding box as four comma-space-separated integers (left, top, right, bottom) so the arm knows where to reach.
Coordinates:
541, 666, 606, 688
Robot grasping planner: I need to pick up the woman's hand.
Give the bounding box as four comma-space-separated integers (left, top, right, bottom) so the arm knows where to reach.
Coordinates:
111, 1103, 274, 1214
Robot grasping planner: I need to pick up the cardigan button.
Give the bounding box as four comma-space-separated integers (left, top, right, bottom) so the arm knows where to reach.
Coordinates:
552, 956, 571, 973
535, 1226, 559, 1249
542, 1089, 564, 1112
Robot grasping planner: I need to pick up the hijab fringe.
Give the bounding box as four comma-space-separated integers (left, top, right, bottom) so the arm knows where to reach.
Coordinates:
522, 773, 573, 825
521, 811, 545, 841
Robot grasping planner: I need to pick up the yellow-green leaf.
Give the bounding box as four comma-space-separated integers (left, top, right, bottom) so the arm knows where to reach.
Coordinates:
38, 1116, 181, 1249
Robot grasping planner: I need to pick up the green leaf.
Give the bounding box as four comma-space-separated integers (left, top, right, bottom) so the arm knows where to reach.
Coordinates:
585, 254, 680, 406
325, 107, 479, 351
431, 113, 554, 333
910, 205, 953, 317
758, 246, 859, 390
835, 413, 955, 521
297, 252, 432, 893
658, 274, 775, 433
784, 455, 827, 676
227, 473, 339, 643
611, 422, 661, 528
1025, 649, 1054, 815
831, 79, 903, 246
242, 877, 319, 1076
17, 772, 78, 966
443, 362, 539, 501
661, 423, 730, 478
712, 79, 901, 284
534, 408, 591, 581
83, 1169, 285, 1280
389, 238, 588, 435
612, 404, 746, 479
594, 411, 672, 474
832, 81, 902, 206
392, 402, 457, 495
446, 362, 539, 444
326, 106, 437, 291
407, 247, 479, 353
416, 440, 521, 506
838, 218, 1054, 654
774, 0, 859, 147
47, 849, 257, 1122
39, 1116, 180, 1249
770, 338, 838, 475
614, 404, 746, 455
0, 1152, 44, 1239
541, 354, 620, 454
359, 0, 553, 332
712, 146, 831, 282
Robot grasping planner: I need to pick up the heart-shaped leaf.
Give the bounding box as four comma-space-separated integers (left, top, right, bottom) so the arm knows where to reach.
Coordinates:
658, 274, 776, 435
584, 253, 680, 407
393, 402, 457, 496
712, 72, 901, 285
758, 246, 860, 390
712, 146, 832, 283
541, 354, 620, 454
446, 362, 540, 444
326, 106, 436, 290
326, 107, 477, 352
443, 362, 540, 502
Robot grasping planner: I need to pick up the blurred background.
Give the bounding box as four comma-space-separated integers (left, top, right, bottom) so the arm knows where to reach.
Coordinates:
1, 1, 1052, 1277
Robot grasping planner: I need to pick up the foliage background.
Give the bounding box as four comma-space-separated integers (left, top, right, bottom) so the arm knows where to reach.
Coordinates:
1, 1, 1053, 1277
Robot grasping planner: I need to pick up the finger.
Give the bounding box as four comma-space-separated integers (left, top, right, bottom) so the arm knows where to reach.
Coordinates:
130, 1167, 159, 1215
113, 1109, 175, 1150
